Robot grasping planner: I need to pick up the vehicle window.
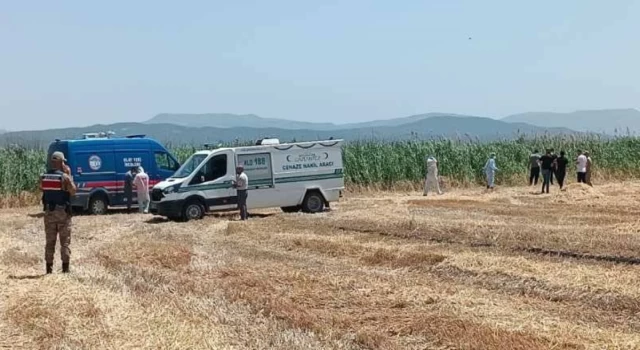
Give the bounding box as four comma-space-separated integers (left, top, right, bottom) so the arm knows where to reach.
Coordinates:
191, 154, 227, 184
155, 152, 171, 171
173, 154, 207, 178
168, 156, 179, 171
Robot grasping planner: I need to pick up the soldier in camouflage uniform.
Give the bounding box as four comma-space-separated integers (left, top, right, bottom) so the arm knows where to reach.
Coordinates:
40, 151, 76, 274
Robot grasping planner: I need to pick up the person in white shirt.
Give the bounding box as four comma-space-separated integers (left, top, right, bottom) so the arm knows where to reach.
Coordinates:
584, 151, 593, 186
423, 155, 443, 196
132, 166, 150, 214
576, 150, 588, 183
233, 166, 249, 220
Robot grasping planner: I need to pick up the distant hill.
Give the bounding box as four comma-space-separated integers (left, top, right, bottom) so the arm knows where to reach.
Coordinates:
0, 115, 582, 148
146, 113, 337, 130
145, 112, 477, 131
338, 113, 476, 129
503, 109, 640, 135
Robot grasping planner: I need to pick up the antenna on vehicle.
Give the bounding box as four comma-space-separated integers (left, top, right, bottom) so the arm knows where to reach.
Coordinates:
256, 137, 280, 145
203, 143, 222, 150
81, 131, 116, 139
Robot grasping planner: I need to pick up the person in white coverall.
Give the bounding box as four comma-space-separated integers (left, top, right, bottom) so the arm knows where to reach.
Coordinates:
423, 155, 443, 196
483, 153, 498, 190
133, 166, 150, 214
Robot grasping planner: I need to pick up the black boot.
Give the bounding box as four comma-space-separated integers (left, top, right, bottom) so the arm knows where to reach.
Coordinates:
46, 263, 53, 274
62, 262, 69, 273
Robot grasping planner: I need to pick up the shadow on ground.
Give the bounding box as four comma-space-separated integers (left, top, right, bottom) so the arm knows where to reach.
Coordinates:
144, 212, 277, 224
8, 274, 46, 280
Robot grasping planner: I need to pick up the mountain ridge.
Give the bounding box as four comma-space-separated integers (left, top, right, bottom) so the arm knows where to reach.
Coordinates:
145, 112, 482, 131
503, 108, 640, 135
0, 115, 584, 148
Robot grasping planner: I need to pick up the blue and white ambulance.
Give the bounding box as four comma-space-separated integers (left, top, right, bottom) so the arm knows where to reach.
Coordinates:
46, 134, 180, 215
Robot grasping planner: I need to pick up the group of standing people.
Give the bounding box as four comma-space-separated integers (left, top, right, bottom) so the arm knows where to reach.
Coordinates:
528, 149, 592, 193
425, 149, 594, 195
529, 149, 569, 193
124, 166, 150, 214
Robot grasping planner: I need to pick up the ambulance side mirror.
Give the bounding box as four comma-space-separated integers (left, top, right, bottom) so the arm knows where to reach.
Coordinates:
189, 172, 206, 185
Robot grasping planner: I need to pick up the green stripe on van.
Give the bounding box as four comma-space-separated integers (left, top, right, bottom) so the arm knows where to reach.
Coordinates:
249, 179, 273, 186
178, 183, 231, 192
177, 172, 343, 193
275, 173, 343, 184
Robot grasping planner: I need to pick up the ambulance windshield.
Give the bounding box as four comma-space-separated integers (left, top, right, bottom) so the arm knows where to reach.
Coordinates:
172, 154, 208, 178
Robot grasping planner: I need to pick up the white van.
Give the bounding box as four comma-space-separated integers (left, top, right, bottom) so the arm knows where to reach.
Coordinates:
150, 139, 344, 221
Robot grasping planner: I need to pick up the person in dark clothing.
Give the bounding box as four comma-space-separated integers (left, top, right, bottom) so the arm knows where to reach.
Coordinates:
554, 151, 569, 189
549, 148, 558, 186
529, 150, 541, 186
549, 148, 557, 185
124, 167, 136, 212
539, 149, 554, 194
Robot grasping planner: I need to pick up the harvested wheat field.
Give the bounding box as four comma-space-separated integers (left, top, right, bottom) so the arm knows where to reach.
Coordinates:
2, 182, 640, 349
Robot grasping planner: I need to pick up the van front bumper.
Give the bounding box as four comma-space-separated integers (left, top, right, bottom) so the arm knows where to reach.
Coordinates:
154, 200, 185, 218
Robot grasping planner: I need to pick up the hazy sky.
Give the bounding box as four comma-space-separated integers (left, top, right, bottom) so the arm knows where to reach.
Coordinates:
1, 0, 639, 131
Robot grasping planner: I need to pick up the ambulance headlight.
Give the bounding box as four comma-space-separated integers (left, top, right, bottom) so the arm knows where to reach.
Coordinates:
163, 185, 178, 195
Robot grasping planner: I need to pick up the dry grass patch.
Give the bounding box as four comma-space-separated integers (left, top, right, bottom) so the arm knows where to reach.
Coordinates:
360, 248, 446, 268
4, 287, 107, 350
0, 191, 40, 209
4, 182, 640, 348
5, 296, 67, 346
2, 247, 40, 266
97, 235, 193, 270
208, 262, 578, 350
407, 198, 489, 208
432, 265, 640, 315
256, 231, 447, 270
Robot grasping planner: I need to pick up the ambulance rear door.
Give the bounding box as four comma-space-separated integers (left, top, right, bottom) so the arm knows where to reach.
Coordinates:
236, 151, 274, 209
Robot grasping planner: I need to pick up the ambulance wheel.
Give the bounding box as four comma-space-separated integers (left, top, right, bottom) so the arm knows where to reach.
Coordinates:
281, 206, 301, 213
89, 194, 108, 215
182, 200, 205, 221
302, 191, 325, 213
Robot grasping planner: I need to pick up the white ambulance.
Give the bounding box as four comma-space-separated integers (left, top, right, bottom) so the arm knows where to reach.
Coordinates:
150, 139, 344, 221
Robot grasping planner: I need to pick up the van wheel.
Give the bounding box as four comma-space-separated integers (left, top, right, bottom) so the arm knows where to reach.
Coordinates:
281, 206, 301, 213
89, 195, 108, 215
182, 200, 205, 221
302, 191, 325, 213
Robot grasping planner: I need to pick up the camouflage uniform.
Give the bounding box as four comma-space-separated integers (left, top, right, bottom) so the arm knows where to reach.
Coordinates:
40, 152, 76, 274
